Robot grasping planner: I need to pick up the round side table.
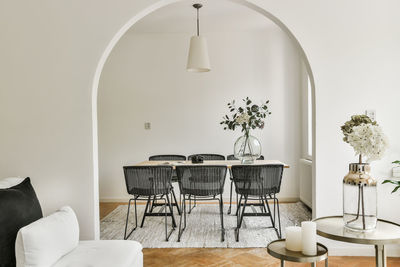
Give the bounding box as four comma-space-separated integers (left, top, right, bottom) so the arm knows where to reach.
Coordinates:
314, 216, 400, 267
267, 239, 328, 267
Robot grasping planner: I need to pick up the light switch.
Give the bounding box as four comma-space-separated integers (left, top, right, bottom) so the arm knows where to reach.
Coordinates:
365, 110, 376, 121
144, 122, 151, 130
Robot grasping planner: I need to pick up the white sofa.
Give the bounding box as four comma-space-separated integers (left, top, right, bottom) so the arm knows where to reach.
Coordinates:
1, 178, 143, 267
15, 206, 143, 267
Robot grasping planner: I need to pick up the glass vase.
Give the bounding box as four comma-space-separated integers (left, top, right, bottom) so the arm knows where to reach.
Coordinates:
234, 133, 261, 164
343, 163, 377, 231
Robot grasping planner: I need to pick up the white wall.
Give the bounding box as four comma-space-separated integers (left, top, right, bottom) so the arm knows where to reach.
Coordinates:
1, 0, 399, 255
98, 29, 303, 201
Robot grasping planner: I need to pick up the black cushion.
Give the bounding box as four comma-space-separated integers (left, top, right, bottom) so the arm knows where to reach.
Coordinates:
0, 178, 42, 267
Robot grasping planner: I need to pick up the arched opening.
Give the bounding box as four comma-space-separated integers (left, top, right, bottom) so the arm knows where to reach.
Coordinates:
92, 0, 316, 240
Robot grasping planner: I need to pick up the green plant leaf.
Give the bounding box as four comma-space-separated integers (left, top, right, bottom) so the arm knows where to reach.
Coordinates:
384, 180, 400, 185
392, 186, 400, 193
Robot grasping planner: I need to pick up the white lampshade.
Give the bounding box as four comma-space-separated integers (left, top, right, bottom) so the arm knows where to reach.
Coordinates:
186, 35, 210, 72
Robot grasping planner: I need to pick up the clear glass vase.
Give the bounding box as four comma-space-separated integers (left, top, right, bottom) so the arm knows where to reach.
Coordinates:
234, 133, 261, 164
343, 163, 377, 231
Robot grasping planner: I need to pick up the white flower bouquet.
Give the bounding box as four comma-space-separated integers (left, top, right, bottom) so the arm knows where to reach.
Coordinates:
341, 115, 388, 162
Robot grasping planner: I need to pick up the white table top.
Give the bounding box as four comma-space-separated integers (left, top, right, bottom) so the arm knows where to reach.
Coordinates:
314, 216, 400, 245
134, 160, 289, 169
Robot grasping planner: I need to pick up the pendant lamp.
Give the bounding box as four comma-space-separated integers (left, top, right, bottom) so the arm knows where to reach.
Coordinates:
186, 3, 210, 72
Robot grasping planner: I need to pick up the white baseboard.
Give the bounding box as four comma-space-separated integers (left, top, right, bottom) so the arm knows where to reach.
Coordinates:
299, 196, 312, 208
99, 197, 300, 203
100, 197, 130, 203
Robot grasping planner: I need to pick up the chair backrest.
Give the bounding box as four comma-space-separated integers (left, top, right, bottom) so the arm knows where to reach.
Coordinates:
176, 165, 227, 196
188, 154, 225, 161
149, 154, 186, 161
226, 154, 264, 160
231, 164, 284, 196
123, 166, 172, 196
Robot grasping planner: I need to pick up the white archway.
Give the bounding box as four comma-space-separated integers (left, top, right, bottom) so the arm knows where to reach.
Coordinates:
91, 0, 316, 239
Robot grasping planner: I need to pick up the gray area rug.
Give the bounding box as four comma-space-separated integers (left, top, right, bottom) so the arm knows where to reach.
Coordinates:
100, 202, 311, 248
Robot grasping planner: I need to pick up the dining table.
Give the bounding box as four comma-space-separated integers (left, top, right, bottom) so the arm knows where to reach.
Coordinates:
134, 159, 290, 169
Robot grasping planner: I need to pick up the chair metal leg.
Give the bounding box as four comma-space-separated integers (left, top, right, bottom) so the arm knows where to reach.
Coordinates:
188, 194, 196, 214
171, 189, 181, 215
149, 195, 156, 213
235, 195, 248, 242
235, 194, 242, 216
276, 197, 282, 238
273, 196, 276, 224
124, 198, 138, 240
228, 180, 233, 215
262, 195, 275, 227
164, 199, 168, 241
263, 194, 279, 238
219, 194, 225, 242
188, 194, 192, 214
140, 196, 151, 228
163, 194, 175, 241
260, 196, 266, 213
166, 193, 177, 228
178, 194, 186, 242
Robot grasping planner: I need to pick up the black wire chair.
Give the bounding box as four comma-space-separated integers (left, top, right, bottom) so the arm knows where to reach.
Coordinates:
123, 166, 176, 241
149, 155, 186, 161
226, 154, 264, 215
188, 154, 226, 161
231, 164, 283, 241
176, 165, 227, 242
186, 154, 225, 213
148, 155, 186, 215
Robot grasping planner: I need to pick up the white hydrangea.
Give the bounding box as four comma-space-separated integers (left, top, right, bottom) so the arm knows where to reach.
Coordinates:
236, 113, 250, 124
347, 123, 389, 161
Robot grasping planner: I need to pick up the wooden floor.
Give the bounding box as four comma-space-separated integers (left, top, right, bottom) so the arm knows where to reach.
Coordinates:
100, 202, 400, 267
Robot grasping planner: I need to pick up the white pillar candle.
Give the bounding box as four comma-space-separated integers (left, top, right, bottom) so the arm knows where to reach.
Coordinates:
285, 226, 302, 251
301, 221, 317, 256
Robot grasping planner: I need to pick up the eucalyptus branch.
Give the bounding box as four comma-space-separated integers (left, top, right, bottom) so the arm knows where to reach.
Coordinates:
220, 97, 271, 133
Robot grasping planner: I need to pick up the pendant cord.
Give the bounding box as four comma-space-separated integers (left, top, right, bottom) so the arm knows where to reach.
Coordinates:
196, 8, 200, 36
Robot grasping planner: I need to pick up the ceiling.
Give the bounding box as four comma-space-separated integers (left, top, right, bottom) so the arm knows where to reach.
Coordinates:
130, 0, 276, 34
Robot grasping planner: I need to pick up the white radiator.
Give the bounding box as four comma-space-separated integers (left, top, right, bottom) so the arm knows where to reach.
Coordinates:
299, 158, 312, 208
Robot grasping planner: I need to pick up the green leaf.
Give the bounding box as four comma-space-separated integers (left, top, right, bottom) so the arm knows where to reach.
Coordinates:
392, 160, 400, 164
246, 100, 251, 105
382, 180, 399, 185
392, 186, 400, 193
